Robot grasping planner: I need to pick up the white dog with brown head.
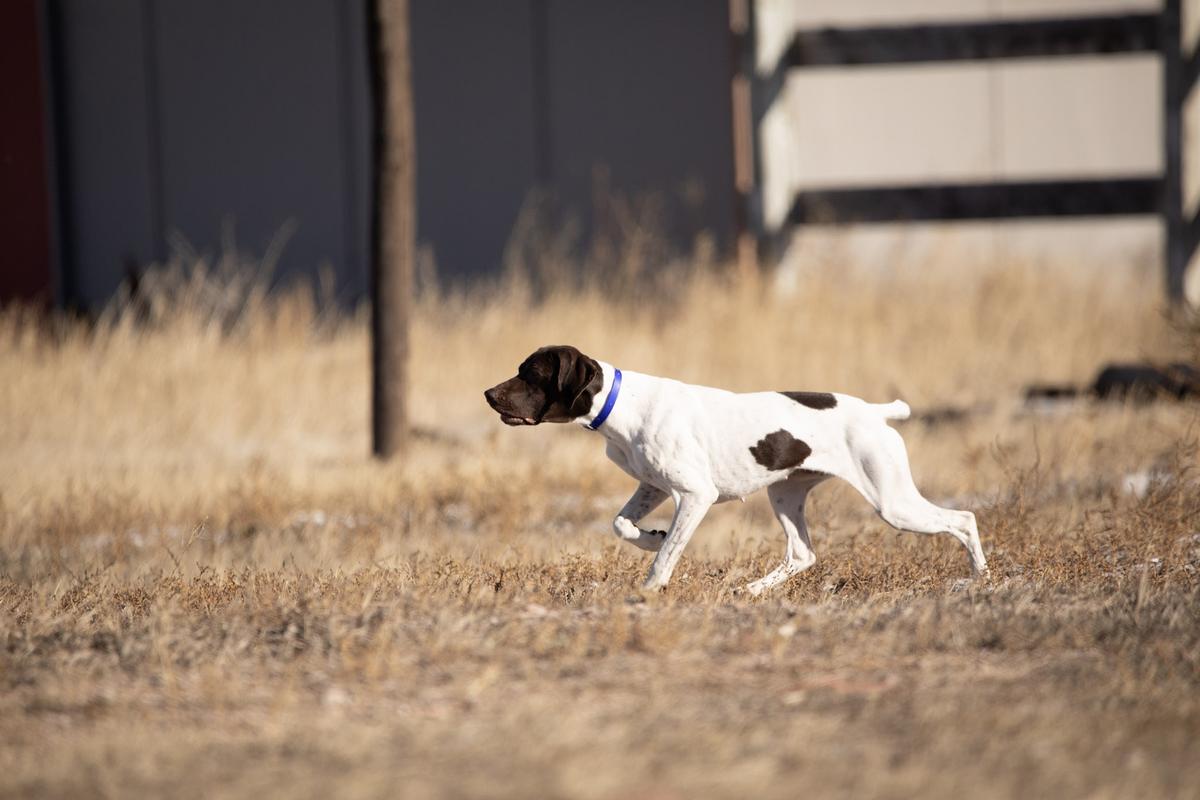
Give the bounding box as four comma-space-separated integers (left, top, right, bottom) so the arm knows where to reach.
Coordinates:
485, 345, 987, 594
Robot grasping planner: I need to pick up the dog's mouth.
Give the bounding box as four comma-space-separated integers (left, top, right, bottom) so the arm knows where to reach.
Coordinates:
486, 385, 540, 426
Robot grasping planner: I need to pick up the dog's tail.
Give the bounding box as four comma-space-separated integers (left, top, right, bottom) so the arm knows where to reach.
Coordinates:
872, 399, 911, 421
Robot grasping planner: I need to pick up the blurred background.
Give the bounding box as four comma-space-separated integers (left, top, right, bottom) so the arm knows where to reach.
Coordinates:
4, 0, 1200, 308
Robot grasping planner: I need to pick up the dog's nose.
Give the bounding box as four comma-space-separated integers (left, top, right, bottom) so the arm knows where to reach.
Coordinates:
484, 387, 498, 407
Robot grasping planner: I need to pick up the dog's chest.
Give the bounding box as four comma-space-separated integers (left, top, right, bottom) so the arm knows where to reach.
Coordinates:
604, 426, 761, 498
604, 439, 662, 487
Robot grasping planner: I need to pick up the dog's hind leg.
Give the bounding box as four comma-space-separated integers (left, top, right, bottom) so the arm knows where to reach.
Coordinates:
612, 482, 670, 552
745, 476, 824, 596
846, 424, 988, 576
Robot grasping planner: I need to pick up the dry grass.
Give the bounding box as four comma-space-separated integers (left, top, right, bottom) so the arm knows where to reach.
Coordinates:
1, 251, 1199, 799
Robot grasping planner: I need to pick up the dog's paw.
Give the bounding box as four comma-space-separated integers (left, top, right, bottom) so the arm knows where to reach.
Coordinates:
628, 585, 666, 605
730, 577, 770, 598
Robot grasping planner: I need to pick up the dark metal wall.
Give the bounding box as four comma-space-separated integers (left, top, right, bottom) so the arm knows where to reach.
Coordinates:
543, 0, 735, 255
48, 0, 371, 308
45, 0, 734, 308
408, 0, 539, 285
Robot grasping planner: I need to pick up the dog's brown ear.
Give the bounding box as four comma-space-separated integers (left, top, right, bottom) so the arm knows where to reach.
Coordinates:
555, 347, 582, 394
555, 347, 601, 417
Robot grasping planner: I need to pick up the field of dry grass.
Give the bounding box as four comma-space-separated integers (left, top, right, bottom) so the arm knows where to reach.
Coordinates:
1, 253, 1198, 799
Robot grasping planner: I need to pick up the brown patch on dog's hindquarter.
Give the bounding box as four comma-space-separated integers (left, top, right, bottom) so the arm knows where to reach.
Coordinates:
781, 391, 837, 410
750, 430, 813, 471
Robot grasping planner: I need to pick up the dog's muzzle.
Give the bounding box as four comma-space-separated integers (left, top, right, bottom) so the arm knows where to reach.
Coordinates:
484, 387, 536, 426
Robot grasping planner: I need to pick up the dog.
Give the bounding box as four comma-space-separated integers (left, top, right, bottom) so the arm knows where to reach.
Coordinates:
484, 345, 988, 594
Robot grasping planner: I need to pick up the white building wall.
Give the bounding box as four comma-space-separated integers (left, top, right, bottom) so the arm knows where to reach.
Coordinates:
757, 0, 1200, 299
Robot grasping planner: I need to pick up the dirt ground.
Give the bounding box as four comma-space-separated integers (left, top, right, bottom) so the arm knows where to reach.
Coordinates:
2, 260, 1198, 798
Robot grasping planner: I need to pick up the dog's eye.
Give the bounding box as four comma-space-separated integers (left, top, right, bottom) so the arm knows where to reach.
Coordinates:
520, 363, 549, 385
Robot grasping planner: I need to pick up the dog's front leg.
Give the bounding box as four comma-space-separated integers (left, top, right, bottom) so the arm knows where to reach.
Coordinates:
613, 483, 670, 551
642, 489, 716, 590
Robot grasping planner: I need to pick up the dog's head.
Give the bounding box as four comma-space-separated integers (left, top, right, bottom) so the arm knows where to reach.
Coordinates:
484, 345, 602, 426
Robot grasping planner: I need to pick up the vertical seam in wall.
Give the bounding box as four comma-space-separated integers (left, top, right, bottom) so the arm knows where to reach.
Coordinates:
985, 0, 1005, 265
333, 0, 360, 300
530, 0, 551, 187
1163, 0, 1185, 300
40, 0, 73, 306
140, 0, 166, 264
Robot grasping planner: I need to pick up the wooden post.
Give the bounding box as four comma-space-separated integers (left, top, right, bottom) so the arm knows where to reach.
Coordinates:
368, 0, 416, 458
729, 0, 759, 275
1163, 0, 1186, 303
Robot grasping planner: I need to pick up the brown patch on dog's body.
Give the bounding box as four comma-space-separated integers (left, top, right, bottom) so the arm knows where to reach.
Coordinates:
750, 430, 813, 471
781, 391, 837, 410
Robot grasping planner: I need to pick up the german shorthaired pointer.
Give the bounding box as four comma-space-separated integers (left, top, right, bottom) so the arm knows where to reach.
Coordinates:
485, 345, 988, 594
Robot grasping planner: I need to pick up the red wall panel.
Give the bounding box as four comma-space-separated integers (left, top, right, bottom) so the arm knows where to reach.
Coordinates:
0, 0, 54, 305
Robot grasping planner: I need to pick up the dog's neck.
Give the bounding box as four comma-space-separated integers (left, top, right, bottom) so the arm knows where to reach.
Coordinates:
576, 360, 635, 438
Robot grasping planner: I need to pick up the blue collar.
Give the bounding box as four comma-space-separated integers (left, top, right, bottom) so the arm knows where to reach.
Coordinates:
587, 368, 622, 430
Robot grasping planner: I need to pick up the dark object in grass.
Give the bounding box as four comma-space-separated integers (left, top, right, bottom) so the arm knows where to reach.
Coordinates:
1026, 363, 1200, 403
